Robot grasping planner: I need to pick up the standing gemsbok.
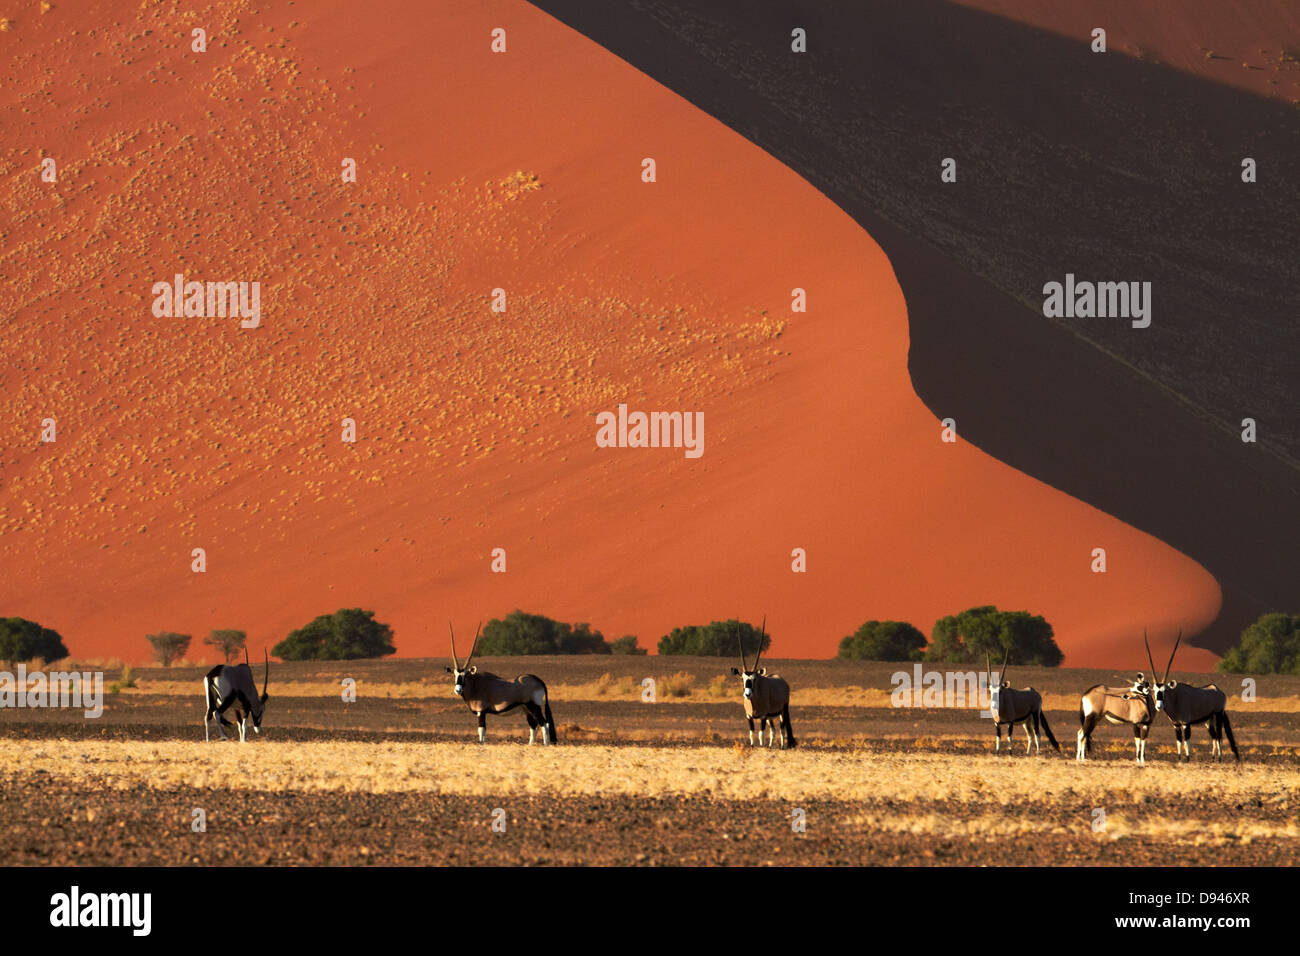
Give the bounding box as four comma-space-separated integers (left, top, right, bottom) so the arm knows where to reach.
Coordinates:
203, 648, 269, 742
731, 618, 796, 749
1146, 630, 1239, 762
1077, 664, 1154, 763
986, 649, 1059, 755
445, 622, 557, 745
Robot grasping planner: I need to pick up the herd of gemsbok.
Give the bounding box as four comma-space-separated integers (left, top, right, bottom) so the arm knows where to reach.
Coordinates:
200, 621, 1238, 763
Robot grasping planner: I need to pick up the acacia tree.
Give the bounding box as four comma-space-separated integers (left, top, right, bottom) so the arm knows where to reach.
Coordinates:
146, 631, 192, 667
204, 629, 247, 663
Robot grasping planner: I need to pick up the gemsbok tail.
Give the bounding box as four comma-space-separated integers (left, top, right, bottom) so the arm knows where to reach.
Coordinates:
543, 685, 558, 745
1038, 709, 1061, 752
1220, 710, 1239, 762
782, 702, 797, 749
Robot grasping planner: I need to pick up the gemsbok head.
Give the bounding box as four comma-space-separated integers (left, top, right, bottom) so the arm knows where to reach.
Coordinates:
1146, 630, 1238, 762
731, 617, 796, 749
985, 648, 1059, 755
203, 648, 269, 742
445, 622, 557, 745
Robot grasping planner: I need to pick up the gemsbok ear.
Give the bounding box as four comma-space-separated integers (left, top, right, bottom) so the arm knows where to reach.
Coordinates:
1168, 679, 1177, 688
468, 665, 477, 674
445, 666, 453, 673
731, 667, 740, 675
758, 667, 767, 676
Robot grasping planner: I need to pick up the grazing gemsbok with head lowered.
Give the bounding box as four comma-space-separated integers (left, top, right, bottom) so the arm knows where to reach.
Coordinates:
1077, 660, 1154, 763
1146, 630, 1238, 762
731, 618, 796, 749
445, 622, 557, 745
986, 649, 1059, 755
203, 648, 269, 743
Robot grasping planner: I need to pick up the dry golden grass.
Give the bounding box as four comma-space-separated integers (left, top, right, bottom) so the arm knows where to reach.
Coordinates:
5, 740, 1296, 810
111, 677, 1300, 715
840, 810, 1300, 844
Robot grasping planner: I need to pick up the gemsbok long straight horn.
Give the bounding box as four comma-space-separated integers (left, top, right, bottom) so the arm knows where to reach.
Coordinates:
1147, 629, 1238, 762
1077, 649, 1153, 763
446, 621, 558, 745
731, 617, 796, 749
985, 649, 1059, 755
203, 647, 270, 742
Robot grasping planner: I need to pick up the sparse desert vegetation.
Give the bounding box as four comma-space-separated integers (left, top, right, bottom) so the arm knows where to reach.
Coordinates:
1, 657, 1297, 865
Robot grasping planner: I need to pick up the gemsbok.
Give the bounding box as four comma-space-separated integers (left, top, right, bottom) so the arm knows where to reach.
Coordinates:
731, 618, 796, 749
1146, 630, 1239, 762
986, 649, 1060, 755
445, 622, 558, 745
1077, 666, 1154, 763
203, 648, 269, 742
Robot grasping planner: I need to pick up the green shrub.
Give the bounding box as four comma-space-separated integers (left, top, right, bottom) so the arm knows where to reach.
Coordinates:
475, 610, 612, 655
273, 609, 395, 661
658, 619, 770, 657
0, 617, 68, 667
609, 635, 646, 655
838, 620, 926, 661
1218, 613, 1300, 674
924, 606, 1062, 666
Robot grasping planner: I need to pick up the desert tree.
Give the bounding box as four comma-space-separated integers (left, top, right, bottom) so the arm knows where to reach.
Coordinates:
658, 619, 770, 657
273, 608, 395, 660
610, 634, 647, 655
204, 628, 247, 663
146, 631, 192, 667
0, 617, 69, 667
1218, 612, 1300, 674
838, 620, 926, 661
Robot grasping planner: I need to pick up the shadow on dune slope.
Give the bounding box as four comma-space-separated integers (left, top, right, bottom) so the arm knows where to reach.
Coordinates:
530, 0, 1300, 651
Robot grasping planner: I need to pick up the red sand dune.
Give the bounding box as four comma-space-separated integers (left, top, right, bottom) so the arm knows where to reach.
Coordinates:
0, 0, 1219, 668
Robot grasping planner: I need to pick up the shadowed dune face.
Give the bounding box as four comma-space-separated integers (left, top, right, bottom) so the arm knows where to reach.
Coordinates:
954, 0, 1300, 100
530, 0, 1299, 653
1, 0, 1219, 666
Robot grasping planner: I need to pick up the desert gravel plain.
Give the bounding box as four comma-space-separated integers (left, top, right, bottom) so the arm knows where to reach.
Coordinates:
2, 657, 1297, 865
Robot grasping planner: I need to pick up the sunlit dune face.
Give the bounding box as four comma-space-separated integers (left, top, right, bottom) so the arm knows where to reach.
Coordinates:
0, 0, 1218, 666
